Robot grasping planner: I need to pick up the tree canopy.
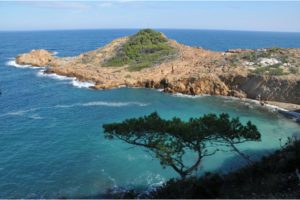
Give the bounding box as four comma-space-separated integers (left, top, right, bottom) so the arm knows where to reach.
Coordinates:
103, 112, 261, 178
104, 29, 176, 71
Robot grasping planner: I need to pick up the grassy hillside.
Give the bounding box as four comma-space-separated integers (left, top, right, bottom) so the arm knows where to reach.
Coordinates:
104, 29, 176, 71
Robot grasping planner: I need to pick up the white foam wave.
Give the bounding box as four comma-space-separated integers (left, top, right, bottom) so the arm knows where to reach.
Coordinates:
54, 104, 74, 108
0, 100, 148, 119
29, 114, 43, 120
55, 101, 149, 108
263, 103, 288, 112
2, 110, 28, 116
133, 171, 166, 193
7, 58, 95, 89
37, 70, 74, 81
71, 79, 95, 88
6, 60, 35, 69
82, 101, 148, 107
0, 108, 38, 118
117, 85, 127, 88
173, 93, 210, 98
0, 101, 148, 119
37, 70, 95, 88
221, 96, 289, 112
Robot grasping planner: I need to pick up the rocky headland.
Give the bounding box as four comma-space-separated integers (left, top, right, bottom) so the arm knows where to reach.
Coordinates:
15, 29, 300, 111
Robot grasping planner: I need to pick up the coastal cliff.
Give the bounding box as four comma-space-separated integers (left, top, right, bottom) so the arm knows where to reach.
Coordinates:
15, 29, 300, 106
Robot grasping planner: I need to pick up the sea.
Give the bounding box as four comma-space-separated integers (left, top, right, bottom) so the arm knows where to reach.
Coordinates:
0, 29, 300, 198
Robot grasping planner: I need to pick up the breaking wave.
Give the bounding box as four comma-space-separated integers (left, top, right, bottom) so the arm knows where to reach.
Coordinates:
37, 69, 95, 89
71, 79, 95, 88
55, 101, 149, 108
6, 58, 95, 89
173, 93, 210, 98
6, 59, 36, 69
37, 70, 74, 81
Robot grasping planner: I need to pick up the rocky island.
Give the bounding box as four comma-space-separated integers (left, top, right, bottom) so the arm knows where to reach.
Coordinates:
16, 29, 300, 110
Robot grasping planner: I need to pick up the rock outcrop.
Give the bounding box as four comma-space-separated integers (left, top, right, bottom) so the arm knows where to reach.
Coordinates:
16, 49, 55, 67
223, 75, 300, 104
14, 30, 300, 106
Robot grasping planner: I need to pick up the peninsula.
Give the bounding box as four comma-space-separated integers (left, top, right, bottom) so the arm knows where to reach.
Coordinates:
15, 29, 300, 110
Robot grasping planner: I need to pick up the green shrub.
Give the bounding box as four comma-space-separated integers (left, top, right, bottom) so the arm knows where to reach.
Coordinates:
280, 55, 289, 63
104, 29, 176, 71
268, 47, 281, 53
253, 67, 268, 74
268, 67, 286, 76
252, 65, 287, 76
241, 52, 257, 62
268, 63, 281, 68
289, 67, 298, 74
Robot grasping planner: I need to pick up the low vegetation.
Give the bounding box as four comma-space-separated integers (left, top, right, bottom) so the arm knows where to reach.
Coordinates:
252, 64, 288, 76
104, 29, 176, 71
227, 47, 300, 76
241, 48, 288, 63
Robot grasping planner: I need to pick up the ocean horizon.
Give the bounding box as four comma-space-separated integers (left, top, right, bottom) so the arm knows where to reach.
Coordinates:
2, 28, 300, 33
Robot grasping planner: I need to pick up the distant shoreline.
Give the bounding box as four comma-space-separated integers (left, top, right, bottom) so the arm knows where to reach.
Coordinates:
7, 57, 300, 124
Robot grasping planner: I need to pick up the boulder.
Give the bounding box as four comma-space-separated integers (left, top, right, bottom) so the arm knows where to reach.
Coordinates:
16, 49, 54, 67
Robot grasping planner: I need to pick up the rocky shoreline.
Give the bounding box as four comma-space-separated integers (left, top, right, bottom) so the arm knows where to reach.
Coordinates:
14, 30, 300, 117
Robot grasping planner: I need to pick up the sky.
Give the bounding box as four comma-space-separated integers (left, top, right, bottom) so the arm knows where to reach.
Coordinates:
1, 1, 300, 32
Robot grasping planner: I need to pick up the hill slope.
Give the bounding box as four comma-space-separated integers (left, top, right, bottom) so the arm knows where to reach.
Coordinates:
15, 29, 300, 107
104, 29, 176, 71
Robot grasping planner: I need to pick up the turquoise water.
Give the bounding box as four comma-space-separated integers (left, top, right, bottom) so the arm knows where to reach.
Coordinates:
0, 29, 300, 198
